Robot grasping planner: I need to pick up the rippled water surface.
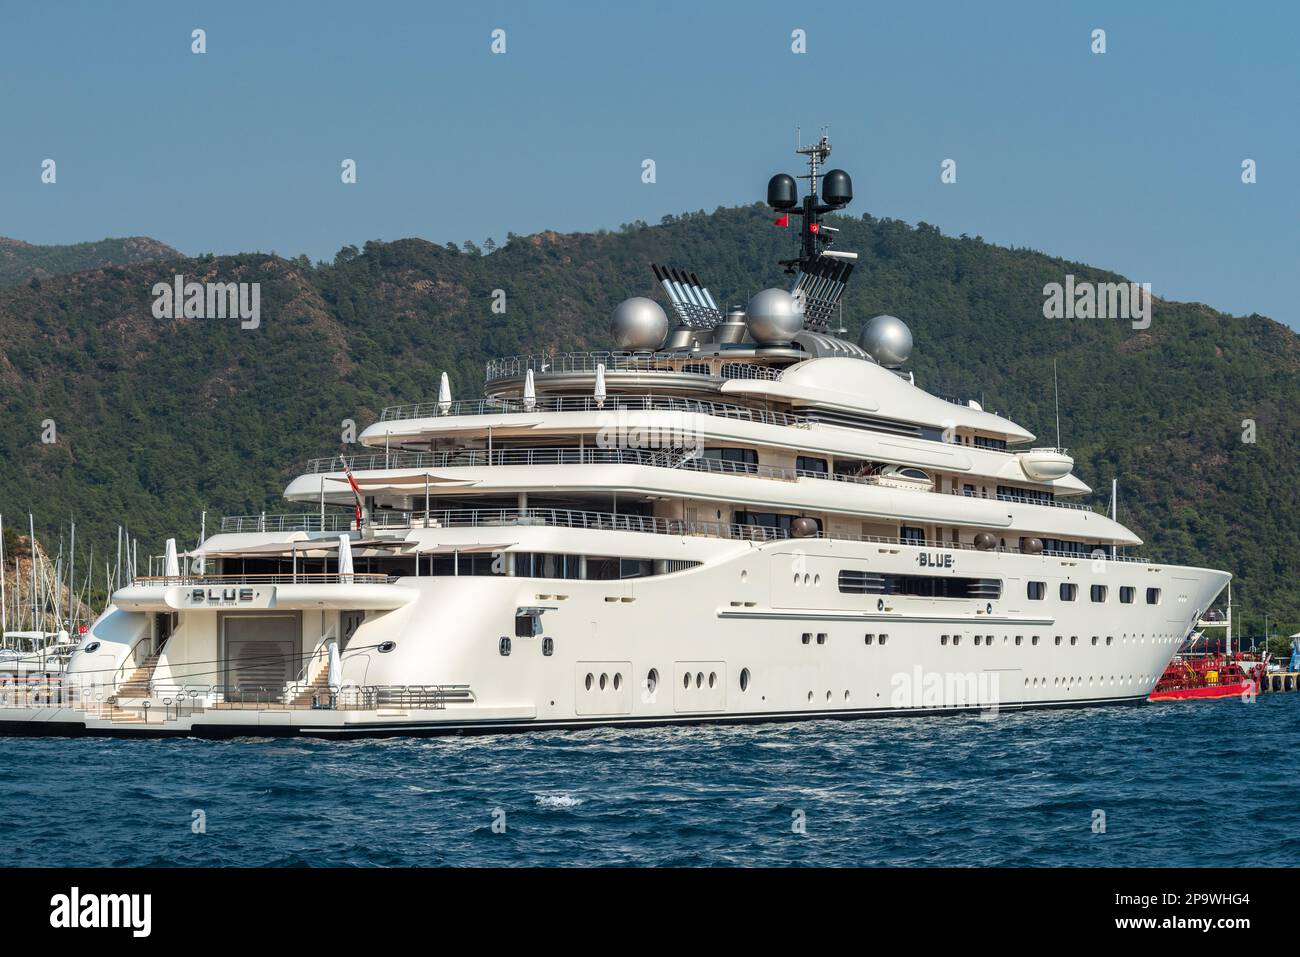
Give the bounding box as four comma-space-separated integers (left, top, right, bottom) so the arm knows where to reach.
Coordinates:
1, 696, 1296, 866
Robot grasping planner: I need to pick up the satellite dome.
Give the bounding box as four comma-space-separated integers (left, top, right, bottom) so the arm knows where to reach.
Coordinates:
767, 173, 797, 209
859, 314, 913, 367
610, 297, 668, 351
821, 169, 853, 207
745, 288, 804, 345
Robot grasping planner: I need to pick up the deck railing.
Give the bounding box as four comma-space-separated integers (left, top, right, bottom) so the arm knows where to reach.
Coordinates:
0, 679, 475, 718
217, 506, 1144, 562
484, 351, 784, 383
379, 393, 809, 426
218, 512, 356, 533
131, 573, 393, 586
300, 446, 1096, 513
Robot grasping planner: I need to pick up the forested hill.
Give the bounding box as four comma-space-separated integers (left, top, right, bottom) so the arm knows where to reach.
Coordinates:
0, 205, 1296, 627
0, 236, 180, 286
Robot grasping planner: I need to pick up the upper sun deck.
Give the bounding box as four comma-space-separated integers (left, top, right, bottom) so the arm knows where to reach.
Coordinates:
374, 348, 1036, 450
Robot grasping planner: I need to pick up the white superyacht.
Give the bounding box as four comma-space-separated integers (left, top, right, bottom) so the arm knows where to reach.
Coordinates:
8, 135, 1229, 736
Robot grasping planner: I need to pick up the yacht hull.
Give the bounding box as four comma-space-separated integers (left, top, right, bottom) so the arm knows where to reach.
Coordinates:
11, 537, 1229, 738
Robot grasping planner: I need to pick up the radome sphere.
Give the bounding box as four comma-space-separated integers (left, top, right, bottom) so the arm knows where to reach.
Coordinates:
610, 297, 668, 351
860, 314, 913, 367
745, 287, 804, 345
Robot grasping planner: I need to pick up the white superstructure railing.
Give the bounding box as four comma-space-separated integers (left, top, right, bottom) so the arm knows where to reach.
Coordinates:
299, 446, 1095, 512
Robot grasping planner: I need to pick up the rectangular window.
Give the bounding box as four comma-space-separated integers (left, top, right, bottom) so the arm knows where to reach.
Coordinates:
733, 511, 820, 535
1146, 587, 1161, 605
1090, 584, 1107, 602
703, 447, 758, 465
900, 526, 926, 545
1027, 581, 1046, 600
1060, 583, 1078, 601
796, 455, 828, 474
839, 570, 1002, 600
997, 484, 1054, 505
1120, 586, 1135, 604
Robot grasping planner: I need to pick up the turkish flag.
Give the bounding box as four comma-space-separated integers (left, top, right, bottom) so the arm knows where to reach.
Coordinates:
773, 214, 789, 227
809, 223, 819, 234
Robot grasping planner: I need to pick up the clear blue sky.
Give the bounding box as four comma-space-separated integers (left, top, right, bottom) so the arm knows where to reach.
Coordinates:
2, 0, 1296, 327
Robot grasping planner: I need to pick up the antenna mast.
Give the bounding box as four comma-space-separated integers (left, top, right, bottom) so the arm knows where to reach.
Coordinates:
1053, 360, 1062, 449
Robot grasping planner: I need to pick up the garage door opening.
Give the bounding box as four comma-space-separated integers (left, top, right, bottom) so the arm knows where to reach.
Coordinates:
222, 613, 301, 703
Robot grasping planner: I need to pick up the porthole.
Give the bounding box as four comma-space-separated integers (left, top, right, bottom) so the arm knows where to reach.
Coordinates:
740, 668, 750, 692
879, 635, 888, 645
586, 673, 594, 691
708, 672, 717, 688
865, 634, 875, 645
816, 633, 827, 645
682, 672, 690, 689
1054, 636, 1062, 646
499, 637, 512, 656
741, 569, 749, 583
801, 632, 812, 645
542, 637, 554, 656
647, 669, 658, 694
953, 635, 961, 646
82, 641, 101, 654
974, 635, 982, 646
377, 641, 397, 653
1105, 636, 1113, 646
613, 673, 622, 691
695, 671, 704, 689
599, 673, 608, 690
813, 574, 821, 586
1032, 636, 1040, 646
1091, 636, 1099, 646
1070, 636, 1078, 646
807, 691, 814, 702
1015, 636, 1023, 646
941, 635, 949, 646
877, 598, 885, 611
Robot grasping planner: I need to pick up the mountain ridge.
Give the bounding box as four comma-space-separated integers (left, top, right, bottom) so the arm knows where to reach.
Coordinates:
0, 236, 182, 287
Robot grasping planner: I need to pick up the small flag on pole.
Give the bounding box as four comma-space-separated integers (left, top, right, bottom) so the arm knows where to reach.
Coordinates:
773, 214, 789, 227
338, 455, 364, 529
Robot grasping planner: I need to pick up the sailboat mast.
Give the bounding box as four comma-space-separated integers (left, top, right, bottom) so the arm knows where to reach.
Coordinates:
28, 514, 37, 631
0, 512, 6, 635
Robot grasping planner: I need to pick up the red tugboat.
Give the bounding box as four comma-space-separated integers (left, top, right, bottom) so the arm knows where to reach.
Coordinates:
1149, 589, 1267, 701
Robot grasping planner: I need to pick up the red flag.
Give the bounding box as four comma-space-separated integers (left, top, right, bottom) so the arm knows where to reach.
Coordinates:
339, 455, 364, 528
773, 214, 789, 227
809, 223, 819, 234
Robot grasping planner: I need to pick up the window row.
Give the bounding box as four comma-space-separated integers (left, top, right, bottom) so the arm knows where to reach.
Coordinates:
1027, 581, 1160, 604
839, 570, 1002, 600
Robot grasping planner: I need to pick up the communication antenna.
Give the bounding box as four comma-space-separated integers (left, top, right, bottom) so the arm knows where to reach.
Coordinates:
766, 129, 857, 332
1053, 359, 1062, 449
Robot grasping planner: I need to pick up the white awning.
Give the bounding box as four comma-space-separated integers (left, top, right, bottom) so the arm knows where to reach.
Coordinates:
328, 472, 480, 490
412, 542, 515, 555
185, 537, 410, 559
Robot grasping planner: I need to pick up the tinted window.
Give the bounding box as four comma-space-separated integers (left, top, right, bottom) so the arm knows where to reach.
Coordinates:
1027, 581, 1046, 600
1146, 587, 1161, 605
1090, 585, 1107, 602
1060, 583, 1078, 601
1120, 586, 1135, 604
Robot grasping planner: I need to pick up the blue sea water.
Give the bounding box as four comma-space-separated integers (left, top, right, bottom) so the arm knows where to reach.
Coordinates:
0, 696, 1295, 867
